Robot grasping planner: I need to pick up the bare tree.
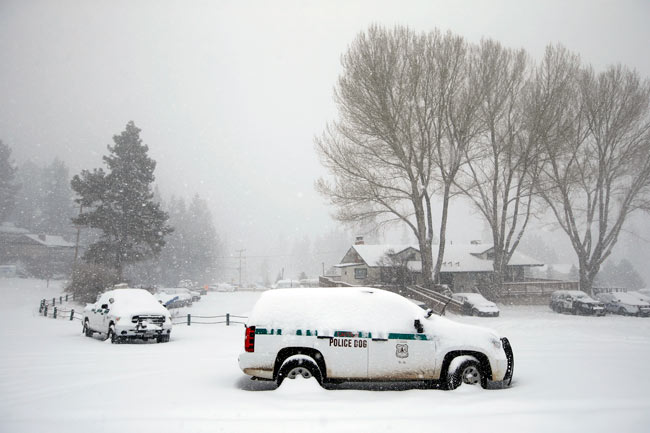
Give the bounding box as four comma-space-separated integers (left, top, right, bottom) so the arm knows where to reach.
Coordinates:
455, 40, 540, 295
316, 26, 481, 287
316, 25, 439, 286
539, 48, 650, 294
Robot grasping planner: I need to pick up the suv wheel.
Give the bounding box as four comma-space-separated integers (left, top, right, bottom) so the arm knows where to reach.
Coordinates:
447, 359, 483, 390
276, 355, 323, 387
83, 320, 93, 337
107, 325, 120, 344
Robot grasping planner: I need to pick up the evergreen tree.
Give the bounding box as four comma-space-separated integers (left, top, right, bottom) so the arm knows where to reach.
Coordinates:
71, 121, 172, 278
10, 160, 44, 230
0, 140, 19, 223
40, 158, 75, 237
185, 194, 219, 282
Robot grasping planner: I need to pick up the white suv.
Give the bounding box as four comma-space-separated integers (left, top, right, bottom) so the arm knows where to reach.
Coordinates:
238, 287, 514, 389
83, 288, 173, 343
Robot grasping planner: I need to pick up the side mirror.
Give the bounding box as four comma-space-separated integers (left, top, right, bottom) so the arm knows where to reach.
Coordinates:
414, 319, 424, 333
101, 304, 109, 309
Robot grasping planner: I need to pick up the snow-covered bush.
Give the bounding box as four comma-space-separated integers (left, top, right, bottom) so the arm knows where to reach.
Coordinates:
65, 263, 119, 303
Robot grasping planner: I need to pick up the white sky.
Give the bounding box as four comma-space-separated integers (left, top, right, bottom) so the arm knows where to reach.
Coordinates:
1, 0, 649, 271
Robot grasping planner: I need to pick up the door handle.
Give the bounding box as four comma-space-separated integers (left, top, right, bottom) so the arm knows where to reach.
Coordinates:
372, 338, 388, 341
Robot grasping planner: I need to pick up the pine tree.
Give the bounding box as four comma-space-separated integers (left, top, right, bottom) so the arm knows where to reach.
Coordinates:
40, 158, 75, 237
0, 140, 19, 223
71, 121, 172, 278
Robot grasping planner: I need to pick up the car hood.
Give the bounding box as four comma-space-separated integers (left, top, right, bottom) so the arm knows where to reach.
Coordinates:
424, 314, 503, 355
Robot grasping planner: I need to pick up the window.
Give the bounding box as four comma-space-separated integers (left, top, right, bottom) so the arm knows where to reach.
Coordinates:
354, 268, 367, 279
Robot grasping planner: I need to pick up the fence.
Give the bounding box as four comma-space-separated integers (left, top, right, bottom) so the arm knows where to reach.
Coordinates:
37, 297, 247, 327
172, 314, 248, 326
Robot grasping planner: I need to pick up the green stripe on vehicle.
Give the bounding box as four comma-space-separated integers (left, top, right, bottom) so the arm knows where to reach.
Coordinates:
388, 333, 428, 341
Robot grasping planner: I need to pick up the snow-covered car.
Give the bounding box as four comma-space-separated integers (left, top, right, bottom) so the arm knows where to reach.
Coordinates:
272, 279, 301, 289
209, 283, 236, 292
549, 290, 606, 316
596, 292, 650, 317
238, 287, 514, 390
158, 288, 193, 306
83, 288, 172, 343
451, 293, 500, 317
638, 288, 650, 297
154, 292, 182, 309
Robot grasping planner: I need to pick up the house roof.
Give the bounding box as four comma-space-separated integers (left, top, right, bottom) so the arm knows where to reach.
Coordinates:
339, 242, 543, 274
351, 244, 419, 267
24, 234, 75, 248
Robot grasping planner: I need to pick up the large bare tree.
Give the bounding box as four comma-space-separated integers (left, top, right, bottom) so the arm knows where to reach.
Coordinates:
316, 26, 477, 287
539, 48, 650, 294
455, 40, 541, 294
316, 26, 437, 286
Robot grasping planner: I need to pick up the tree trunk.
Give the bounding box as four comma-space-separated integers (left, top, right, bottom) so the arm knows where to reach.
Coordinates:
433, 182, 451, 285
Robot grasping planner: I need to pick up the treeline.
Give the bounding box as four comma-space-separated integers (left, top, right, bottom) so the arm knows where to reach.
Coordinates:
0, 123, 221, 287
317, 25, 650, 294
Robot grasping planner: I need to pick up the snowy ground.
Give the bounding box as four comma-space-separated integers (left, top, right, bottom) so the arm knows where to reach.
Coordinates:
1, 278, 650, 433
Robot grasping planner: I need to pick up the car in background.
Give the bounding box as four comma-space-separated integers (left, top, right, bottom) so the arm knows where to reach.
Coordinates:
158, 288, 193, 307
596, 292, 650, 317
154, 292, 183, 309
549, 290, 606, 316
626, 291, 650, 305
209, 283, 237, 292
83, 287, 172, 343
638, 288, 650, 297
451, 293, 500, 317
272, 279, 301, 289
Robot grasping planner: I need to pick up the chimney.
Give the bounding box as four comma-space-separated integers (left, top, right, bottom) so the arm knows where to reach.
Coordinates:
355, 236, 365, 245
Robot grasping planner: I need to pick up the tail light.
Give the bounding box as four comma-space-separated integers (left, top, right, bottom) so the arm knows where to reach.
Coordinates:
245, 326, 255, 352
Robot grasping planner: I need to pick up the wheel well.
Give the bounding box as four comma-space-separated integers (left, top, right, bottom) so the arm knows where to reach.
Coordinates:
273, 347, 327, 380
441, 351, 493, 381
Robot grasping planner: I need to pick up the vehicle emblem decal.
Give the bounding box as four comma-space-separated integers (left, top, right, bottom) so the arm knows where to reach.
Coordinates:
396, 343, 409, 358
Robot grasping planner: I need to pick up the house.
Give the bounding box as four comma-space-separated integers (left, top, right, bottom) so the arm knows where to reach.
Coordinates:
334, 237, 543, 292
0, 222, 77, 278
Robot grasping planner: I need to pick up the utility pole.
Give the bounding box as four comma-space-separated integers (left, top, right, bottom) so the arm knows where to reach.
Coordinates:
236, 249, 246, 288
73, 203, 83, 265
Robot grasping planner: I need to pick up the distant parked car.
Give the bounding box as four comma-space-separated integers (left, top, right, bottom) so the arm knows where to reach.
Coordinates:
272, 279, 301, 289
83, 288, 172, 343
451, 293, 500, 317
596, 292, 650, 317
209, 283, 236, 292
158, 288, 193, 306
550, 290, 606, 316
154, 292, 182, 309
637, 288, 650, 297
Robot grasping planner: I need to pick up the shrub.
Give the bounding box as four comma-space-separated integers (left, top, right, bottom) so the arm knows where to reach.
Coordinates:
65, 264, 120, 303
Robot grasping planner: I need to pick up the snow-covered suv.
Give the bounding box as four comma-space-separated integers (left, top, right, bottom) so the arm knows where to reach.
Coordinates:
238, 287, 514, 390
83, 288, 173, 343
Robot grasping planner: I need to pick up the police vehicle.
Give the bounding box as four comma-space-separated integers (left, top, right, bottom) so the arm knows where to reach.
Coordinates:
83, 287, 173, 343
238, 287, 514, 389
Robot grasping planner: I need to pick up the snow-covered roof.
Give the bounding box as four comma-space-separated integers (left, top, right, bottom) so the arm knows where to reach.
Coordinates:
351, 244, 419, 267
24, 234, 75, 248
339, 242, 543, 274
0, 222, 29, 234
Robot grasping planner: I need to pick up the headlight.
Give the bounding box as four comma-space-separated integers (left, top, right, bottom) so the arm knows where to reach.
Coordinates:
491, 338, 502, 349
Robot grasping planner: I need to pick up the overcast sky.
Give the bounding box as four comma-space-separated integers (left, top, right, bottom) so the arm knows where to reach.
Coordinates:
1, 0, 649, 274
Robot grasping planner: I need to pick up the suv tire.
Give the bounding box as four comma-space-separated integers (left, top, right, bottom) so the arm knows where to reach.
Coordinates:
83, 320, 93, 337
447, 359, 483, 390
276, 355, 323, 387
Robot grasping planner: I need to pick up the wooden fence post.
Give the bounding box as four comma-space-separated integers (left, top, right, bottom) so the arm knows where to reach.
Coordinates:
187, 314, 191, 326
52, 297, 56, 306
226, 313, 230, 326
53, 307, 57, 319
43, 305, 48, 317
70, 309, 75, 321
